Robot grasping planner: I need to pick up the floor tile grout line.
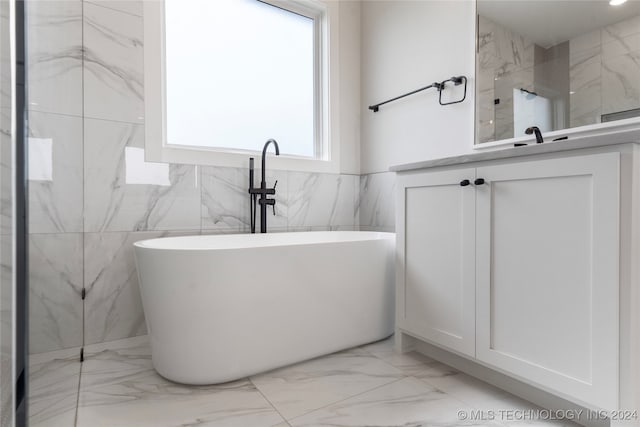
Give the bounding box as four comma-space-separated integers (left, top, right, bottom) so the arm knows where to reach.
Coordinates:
73, 355, 84, 427
76, 0, 85, 424
248, 377, 292, 426
414, 372, 527, 413
284, 376, 408, 424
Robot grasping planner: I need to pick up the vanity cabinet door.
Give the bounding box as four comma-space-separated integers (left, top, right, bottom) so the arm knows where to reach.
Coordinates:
397, 169, 476, 357
475, 152, 620, 409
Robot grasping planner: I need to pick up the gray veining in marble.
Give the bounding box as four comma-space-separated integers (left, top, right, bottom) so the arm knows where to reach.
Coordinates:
477, 15, 537, 144
76, 336, 286, 427
477, 15, 535, 80
84, 232, 150, 345
601, 14, 640, 46
83, 230, 202, 346
569, 47, 602, 128
568, 14, 640, 127
85, 0, 143, 18
83, 1, 144, 123
30, 334, 581, 426
288, 172, 357, 229
83, 118, 201, 232
250, 347, 405, 420
26, 0, 83, 117
28, 112, 83, 233
289, 376, 484, 427
602, 53, 640, 115
29, 233, 83, 354
29, 347, 80, 427
358, 172, 395, 231
201, 166, 288, 232
569, 29, 601, 58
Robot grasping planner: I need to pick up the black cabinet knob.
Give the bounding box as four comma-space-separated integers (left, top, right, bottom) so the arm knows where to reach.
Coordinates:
460, 179, 470, 187
474, 178, 485, 185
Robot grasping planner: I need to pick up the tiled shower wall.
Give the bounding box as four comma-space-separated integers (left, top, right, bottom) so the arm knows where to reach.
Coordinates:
27, 1, 371, 354
476, 15, 536, 144
569, 14, 640, 128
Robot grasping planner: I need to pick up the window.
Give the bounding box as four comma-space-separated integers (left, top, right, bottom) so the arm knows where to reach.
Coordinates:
144, 0, 338, 172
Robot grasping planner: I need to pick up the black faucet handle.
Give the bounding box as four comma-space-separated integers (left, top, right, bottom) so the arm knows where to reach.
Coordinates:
273, 180, 278, 190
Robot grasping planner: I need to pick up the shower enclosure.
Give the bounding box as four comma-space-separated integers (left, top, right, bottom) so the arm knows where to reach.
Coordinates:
1, 0, 28, 425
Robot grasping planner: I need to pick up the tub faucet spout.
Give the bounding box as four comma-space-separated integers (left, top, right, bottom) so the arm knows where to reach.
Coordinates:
248, 139, 280, 233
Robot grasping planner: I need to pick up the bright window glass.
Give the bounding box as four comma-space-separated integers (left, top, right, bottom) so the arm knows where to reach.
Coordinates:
165, 0, 316, 157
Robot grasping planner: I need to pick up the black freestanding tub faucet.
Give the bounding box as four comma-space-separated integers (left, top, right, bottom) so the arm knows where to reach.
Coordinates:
248, 139, 280, 233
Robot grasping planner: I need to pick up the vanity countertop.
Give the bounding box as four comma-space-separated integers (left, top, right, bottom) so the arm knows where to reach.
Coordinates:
390, 127, 640, 172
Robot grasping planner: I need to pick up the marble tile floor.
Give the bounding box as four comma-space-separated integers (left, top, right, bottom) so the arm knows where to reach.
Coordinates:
29, 335, 579, 427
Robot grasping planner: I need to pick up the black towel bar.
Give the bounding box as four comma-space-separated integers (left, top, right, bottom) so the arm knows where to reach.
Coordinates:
368, 75, 467, 112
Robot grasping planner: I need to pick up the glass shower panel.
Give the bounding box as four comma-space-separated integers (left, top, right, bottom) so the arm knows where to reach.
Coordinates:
0, 0, 17, 425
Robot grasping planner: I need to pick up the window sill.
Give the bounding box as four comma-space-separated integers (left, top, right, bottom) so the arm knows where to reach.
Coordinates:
145, 143, 340, 173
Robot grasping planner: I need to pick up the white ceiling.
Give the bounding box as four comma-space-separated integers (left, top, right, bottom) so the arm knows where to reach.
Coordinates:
478, 0, 640, 48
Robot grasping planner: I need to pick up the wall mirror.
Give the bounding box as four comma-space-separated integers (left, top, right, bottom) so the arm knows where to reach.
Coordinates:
476, 0, 640, 144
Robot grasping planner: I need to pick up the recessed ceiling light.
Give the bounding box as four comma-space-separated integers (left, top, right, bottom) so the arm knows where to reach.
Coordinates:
610, 0, 627, 6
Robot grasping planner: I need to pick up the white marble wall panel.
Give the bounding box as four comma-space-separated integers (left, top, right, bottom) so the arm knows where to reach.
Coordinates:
477, 15, 536, 143
29, 233, 83, 354
26, 1, 83, 117
477, 16, 534, 80
570, 29, 601, 57
84, 118, 200, 232
28, 112, 83, 233
84, 231, 153, 345
601, 15, 640, 115
288, 173, 358, 229
358, 172, 396, 232
85, 0, 142, 17
601, 14, 640, 46
201, 166, 288, 232
601, 33, 640, 60
570, 14, 640, 126
83, 2, 144, 123
570, 47, 602, 128
602, 53, 640, 115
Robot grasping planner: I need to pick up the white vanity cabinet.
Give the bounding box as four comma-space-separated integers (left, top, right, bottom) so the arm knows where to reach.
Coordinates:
396, 151, 623, 411
398, 168, 476, 357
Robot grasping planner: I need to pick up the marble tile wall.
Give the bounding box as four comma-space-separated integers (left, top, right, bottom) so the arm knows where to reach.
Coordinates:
27, 0, 363, 354
476, 15, 536, 143
569, 14, 640, 128
358, 172, 396, 233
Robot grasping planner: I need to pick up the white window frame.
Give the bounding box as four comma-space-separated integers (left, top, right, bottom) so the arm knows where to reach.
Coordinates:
143, 0, 340, 173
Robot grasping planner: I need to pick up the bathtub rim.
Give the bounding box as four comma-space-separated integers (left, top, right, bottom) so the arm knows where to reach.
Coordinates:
133, 230, 395, 251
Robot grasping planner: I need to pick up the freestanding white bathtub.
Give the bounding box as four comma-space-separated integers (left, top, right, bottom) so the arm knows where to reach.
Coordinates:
133, 231, 395, 385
